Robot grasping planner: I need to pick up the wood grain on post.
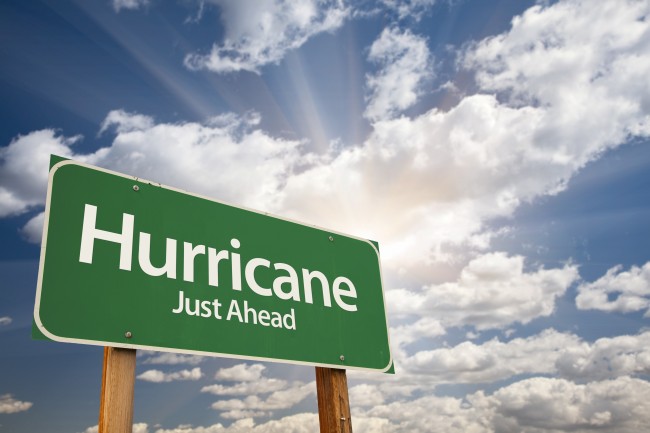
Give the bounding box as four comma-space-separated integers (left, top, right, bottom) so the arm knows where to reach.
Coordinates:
315, 367, 353, 433
99, 347, 137, 433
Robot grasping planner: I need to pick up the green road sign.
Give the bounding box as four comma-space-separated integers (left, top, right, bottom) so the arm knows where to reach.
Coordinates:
34, 159, 392, 372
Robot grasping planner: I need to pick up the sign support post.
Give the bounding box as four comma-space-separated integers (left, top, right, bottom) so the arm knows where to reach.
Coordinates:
316, 367, 353, 433
98, 347, 137, 433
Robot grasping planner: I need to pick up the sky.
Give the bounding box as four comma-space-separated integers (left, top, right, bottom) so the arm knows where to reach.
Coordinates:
1, 0, 650, 431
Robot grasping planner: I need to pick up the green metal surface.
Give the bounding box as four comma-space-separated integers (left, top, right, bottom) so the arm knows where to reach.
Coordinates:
34, 159, 392, 372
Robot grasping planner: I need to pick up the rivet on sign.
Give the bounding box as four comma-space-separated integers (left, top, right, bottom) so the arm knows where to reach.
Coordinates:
329, 236, 334, 242
125, 331, 132, 339
133, 185, 139, 192
339, 355, 345, 361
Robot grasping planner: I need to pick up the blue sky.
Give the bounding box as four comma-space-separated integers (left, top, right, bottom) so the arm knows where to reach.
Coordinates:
1, 0, 650, 432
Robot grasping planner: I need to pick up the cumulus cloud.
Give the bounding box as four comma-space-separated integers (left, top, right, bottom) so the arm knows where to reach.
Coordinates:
201, 363, 313, 419
361, 330, 650, 394
214, 363, 267, 382
381, 0, 437, 21
0, 110, 303, 243
487, 376, 650, 432
0, 316, 12, 326
80, 423, 149, 433
358, 376, 650, 433
139, 351, 205, 366
463, 0, 650, 139
274, 0, 650, 269
99, 109, 154, 134
184, 0, 348, 73
202, 378, 287, 396
20, 211, 45, 244
576, 262, 650, 315
365, 27, 432, 121
201, 364, 316, 419
81, 375, 650, 432
388, 253, 579, 330
0, 394, 32, 414
349, 383, 385, 407
210, 381, 315, 419
137, 367, 203, 383
390, 316, 445, 351
278, 0, 650, 263
0, 130, 78, 218
111, 0, 149, 13
556, 331, 650, 380
403, 329, 580, 384
150, 413, 318, 433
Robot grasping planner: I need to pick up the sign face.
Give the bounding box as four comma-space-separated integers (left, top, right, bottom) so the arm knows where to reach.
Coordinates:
34, 159, 392, 372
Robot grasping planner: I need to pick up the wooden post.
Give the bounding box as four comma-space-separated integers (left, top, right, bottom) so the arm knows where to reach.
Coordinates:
315, 367, 353, 433
99, 347, 137, 433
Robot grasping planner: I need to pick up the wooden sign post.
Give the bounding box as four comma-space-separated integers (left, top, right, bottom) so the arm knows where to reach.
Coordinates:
316, 367, 353, 433
98, 347, 137, 433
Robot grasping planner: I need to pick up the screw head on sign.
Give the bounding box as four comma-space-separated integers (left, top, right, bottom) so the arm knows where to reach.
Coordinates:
125, 331, 133, 339
133, 185, 139, 191
339, 355, 345, 361
329, 236, 334, 242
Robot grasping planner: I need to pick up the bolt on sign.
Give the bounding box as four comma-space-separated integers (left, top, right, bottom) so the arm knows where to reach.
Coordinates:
34, 158, 393, 372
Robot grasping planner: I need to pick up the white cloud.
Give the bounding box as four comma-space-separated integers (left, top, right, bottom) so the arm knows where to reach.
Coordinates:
202, 378, 287, 396
463, 0, 650, 139
203, 363, 308, 418
357, 330, 650, 397
210, 381, 315, 418
390, 316, 445, 350
111, 0, 149, 13
358, 376, 650, 433
220, 410, 270, 420
359, 393, 489, 433
137, 367, 203, 383
403, 329, 580, 384
184, 0, 348, 73
487, 376, 650, 432
276, 0, 650, 270
0, 111, 303, 243
80, 423, 149, 433
139, 351, 205, 366
556, 331, 650, 380
20, 211, 45, 244
0, 316, 12, 326
381, 0, 437, 21
214, 363, 266, 382
82, 376, 650, 433
0, 130, 78, 217
99, 109, 154, 134
0, 394, 32, 414
388, 253, 579, 330
576, 262, 650, 315
151, 413, 319, 433
365, 27, 432, 121
349, 383, 385, 407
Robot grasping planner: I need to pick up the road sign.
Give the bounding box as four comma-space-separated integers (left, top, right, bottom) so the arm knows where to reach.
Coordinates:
34, 159, 392, 372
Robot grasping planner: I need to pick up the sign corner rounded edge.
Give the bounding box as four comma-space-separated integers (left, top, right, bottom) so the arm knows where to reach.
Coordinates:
33, 308, 67, 344
49, 158, 82, 177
